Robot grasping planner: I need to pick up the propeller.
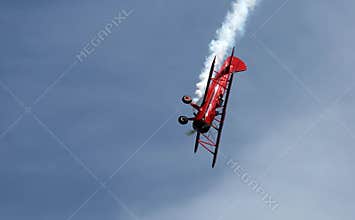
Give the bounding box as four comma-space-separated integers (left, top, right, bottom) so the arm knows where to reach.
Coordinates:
185, 129, 196, 136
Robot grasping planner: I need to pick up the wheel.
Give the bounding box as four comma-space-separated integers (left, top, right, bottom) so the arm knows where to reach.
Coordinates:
178, 116, 189, 125
182, 95, 192, 104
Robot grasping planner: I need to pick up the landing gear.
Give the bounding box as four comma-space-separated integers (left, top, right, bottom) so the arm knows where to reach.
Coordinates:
179, 96, 194, 125
182, 95, 192, 104
178, 116, 189, 125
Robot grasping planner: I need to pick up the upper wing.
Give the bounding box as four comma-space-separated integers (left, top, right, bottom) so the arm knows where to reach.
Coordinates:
201, 56, 216, 106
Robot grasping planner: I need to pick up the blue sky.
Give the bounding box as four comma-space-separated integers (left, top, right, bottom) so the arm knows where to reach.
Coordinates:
1, 0, 355, 219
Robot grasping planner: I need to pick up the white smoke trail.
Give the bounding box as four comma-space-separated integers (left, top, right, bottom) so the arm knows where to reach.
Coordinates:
194, 0, 257, 102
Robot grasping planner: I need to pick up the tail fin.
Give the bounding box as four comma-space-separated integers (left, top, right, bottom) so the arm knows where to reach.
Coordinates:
229, 56, 247, 73
220, 47, 247, 75
216, 47, 247, 79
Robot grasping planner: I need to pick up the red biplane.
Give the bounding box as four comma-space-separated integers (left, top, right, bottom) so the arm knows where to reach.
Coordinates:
178, 47, 247, 168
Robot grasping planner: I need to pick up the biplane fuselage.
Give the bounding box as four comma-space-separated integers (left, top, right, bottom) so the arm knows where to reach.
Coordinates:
178, 47, 247, 167
193, 56, 246, 133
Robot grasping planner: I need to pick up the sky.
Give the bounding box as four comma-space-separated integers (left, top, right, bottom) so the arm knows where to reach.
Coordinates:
1, 0, 355, 219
